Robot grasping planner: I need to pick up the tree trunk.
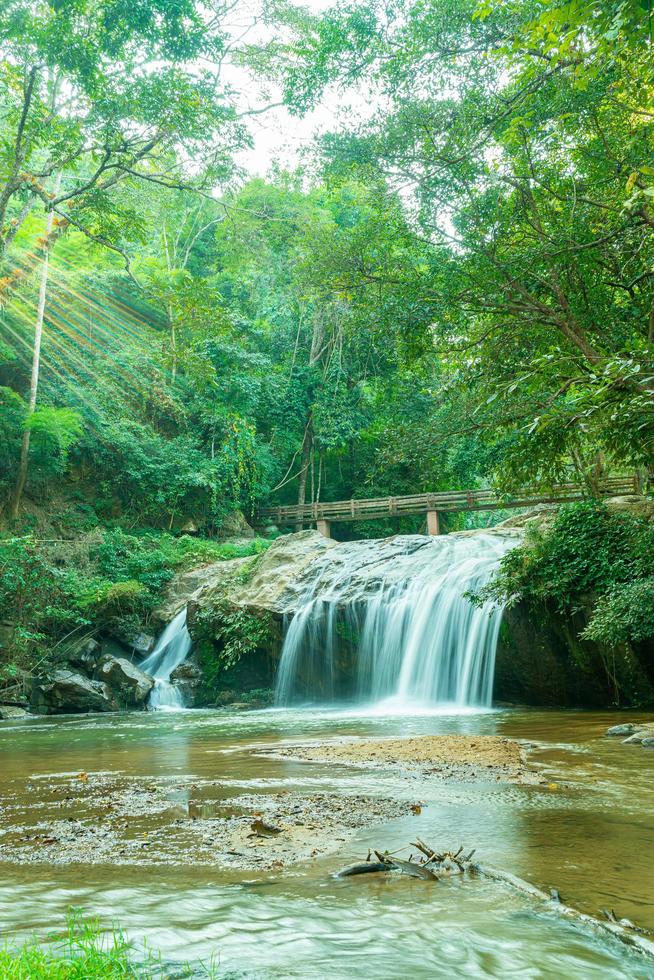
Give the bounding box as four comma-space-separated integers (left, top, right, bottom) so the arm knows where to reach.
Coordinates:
9, 175, 60, 519
295, 416, 313, 529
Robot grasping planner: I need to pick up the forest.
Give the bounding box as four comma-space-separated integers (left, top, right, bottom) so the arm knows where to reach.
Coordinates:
1, 0, 653, 673
1, 1, 654, 977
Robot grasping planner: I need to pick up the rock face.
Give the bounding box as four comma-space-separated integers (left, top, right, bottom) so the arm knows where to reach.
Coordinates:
153, 558, 251, 625
94, 656, 154, 707
158, 530, 336, 629
494, 601, 654, 708
66, 637, 101, 672
226, 530, 337, 614
31, 669, 119, 714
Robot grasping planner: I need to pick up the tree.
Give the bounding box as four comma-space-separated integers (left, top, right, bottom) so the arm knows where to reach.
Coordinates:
270, 0, 654, 487
0, 0, 247, 271
8, 172, 60, 517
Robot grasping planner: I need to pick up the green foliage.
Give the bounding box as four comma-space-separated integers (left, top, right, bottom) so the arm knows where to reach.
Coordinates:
202, 602, 274, 671
276, 0, 654, 485
0, 908, 210, 978
584, 579, 654, 647
0, 537, 87, 668
0, 529, 270, 676
0, 386, 25, 491
79, 579, 150, 620
27, 407, 83, 474
0, 0, 247, 259
481, 502, 654, 648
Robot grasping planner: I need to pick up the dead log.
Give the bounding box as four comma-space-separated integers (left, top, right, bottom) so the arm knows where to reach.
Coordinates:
374, 850, 439, 881
335, 861, 392, 878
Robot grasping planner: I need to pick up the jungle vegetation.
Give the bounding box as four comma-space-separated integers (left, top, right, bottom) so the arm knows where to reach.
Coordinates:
0, 0, 653, 672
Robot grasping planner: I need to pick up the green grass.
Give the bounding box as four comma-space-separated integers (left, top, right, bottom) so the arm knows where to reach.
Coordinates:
0, 910, 215, 979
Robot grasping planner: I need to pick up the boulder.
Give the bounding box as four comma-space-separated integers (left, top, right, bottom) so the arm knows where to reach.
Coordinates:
131, 633, 155, 655
218, 509, 255, 540
170, 660, 202, 706
31, 669, 119, 714
66, 637, 101, 672
0, 705, 29, 720
160, 531, 336, 628
95, 656, 154, 707
153, 559, 250, 625
622, 731, 647, 744
605, 723, 637, 737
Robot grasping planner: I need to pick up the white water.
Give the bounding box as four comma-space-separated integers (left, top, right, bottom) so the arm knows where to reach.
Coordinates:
275, 533, 517, 710
140, 608, 192, 710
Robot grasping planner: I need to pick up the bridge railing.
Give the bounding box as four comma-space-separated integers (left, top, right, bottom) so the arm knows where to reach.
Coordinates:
258, 476, 638, 526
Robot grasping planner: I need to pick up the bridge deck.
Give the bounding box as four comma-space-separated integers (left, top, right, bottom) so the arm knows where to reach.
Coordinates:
259, 476, 637, 527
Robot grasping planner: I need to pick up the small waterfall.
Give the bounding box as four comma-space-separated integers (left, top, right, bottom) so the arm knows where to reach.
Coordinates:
140, 608, 192, 710
275, 533, 516, 710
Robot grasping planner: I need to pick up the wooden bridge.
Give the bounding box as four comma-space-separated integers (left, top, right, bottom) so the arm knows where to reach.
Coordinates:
258, 476, 638, 538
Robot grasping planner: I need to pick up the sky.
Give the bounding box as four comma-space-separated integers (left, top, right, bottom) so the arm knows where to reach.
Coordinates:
223, 0, 364, 178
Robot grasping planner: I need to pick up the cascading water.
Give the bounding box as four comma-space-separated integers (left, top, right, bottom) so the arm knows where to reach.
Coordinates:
140, 608, 192, 710
275, 532, 517, 710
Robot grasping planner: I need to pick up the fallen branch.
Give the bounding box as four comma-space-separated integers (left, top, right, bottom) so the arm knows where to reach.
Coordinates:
334, 840, 654, 958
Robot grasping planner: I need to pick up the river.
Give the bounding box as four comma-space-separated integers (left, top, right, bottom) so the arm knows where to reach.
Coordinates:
1, 706, 654, 978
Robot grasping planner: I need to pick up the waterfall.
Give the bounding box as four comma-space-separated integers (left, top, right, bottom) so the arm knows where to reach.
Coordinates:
140, 608, 192, 710
275, 532, 516, 710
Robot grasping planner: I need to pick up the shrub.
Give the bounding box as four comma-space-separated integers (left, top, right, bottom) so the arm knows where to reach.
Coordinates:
583, 579, 654, 647
0, 537, 87, 670
480, 501, 654, 648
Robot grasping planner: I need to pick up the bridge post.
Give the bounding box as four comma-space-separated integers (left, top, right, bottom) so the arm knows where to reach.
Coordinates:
427, 510, 441, 536
316, 519, 332, 539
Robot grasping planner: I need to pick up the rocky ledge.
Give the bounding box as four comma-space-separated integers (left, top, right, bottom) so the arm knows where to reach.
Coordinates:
29, 648, 155, 715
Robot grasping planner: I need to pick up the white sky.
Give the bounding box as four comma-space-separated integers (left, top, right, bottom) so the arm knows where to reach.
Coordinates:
224, 0, 367, 178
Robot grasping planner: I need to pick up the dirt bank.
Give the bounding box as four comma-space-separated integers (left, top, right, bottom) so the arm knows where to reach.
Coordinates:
267, 734, 538, 784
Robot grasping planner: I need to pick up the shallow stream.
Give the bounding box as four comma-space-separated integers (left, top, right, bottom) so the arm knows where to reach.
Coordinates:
1, 706, 654, 978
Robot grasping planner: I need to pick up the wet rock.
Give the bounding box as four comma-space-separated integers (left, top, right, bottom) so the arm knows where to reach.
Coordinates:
66, 637, 101, 672
604, 722, 654, 747
0, 705, 29, 720
169, 660, 201, 706
606, 724, 637, 737
95, 656, 154, 707
31, 669, 119, 714
131, 633, 155, 655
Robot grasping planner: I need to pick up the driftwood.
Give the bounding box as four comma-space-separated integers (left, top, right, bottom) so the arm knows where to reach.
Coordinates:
334, 839, 654, 959
475, 863, 654, 958
374, 850, 438, 881
335, 861, 392, 878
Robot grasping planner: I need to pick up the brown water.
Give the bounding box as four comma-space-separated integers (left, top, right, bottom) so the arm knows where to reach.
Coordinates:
1, 706, 654, 978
